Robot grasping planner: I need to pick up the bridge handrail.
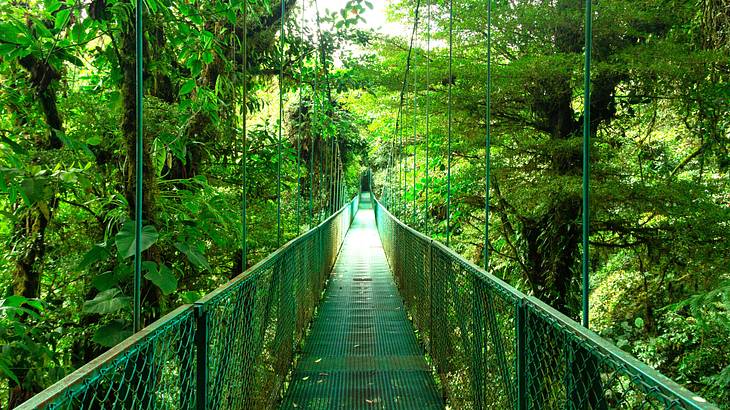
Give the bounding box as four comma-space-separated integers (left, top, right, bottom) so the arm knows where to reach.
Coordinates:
371, 195, 717, 410
19, 195, 360, 409
16, 305, 197, 409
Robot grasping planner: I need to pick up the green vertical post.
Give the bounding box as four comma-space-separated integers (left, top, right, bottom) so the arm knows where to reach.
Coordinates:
399, 111, 403, 218
484, 0, 492, 271
333, 145, 337, 212
307, 0, 313, 228
133, 0, 144, 333
313, 45, 322, 224
277, 0, 285, 247
516, 299, 527, 410
582, 0, 592, 329
330, 136, 336, 214
424, 0, 430, 236
388, 137, 394, 207
296, 10, 302, 235
338, 149, 342, 208
401, 94, 406, 219
195, 304, 208, 410
471, 277, 486, 409
242, 0, 248, 269
309, 137, 314, 227
446, 0, 453, 247
412, 37, 418, 226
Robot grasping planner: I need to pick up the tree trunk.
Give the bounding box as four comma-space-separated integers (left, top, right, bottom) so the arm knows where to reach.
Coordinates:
9, 52, 64, 409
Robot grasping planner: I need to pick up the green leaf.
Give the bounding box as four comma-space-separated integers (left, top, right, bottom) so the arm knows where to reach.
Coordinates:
175, 242, 211, 271
0, 135, 26, 154
115, 221, 159, 259
181, 291, 201, 304
179, 79, 196, 96
92, 320, 132, 347
78, 243, 111, 270
202, 50, 213, 64
0, 357, 19, 385
144, 263, 177, 295
45, 0, 62, 13
92, 271, 124, 291
1, 295, 27, 308
31, 18, 53, 38
86, 136, 102, 146
83, 288, 129, 314
54, 9, 70, 31
20, 177, 48, 205
634, 317, 645, 329
145, 0, 158, 13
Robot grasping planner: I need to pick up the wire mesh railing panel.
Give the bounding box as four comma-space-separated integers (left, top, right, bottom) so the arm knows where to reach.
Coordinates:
524, 299, 713, 410
293, 230, 322, 344
21, 197, 359, 410
202, 253, 282, 409
399, 225, 432, 350
429, 243, 520, 409
198, 197, 357, 410
371, 196, 717, 410
18, 306, 197, 410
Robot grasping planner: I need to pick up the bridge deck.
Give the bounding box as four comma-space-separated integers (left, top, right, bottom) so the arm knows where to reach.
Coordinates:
280, 197, 443, 409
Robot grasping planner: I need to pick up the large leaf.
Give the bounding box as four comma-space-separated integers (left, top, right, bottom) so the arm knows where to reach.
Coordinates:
54, 9, 70, 30
115, 222, 159, 259
77, 243, 111, 270
174, 242, 211, 271
179, 79, 196, 96
83, 288, 129, 315
144, 263, 177, 295
92, 320, 132, 347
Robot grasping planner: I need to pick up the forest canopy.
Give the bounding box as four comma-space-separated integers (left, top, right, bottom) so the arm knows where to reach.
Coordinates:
0, 0, 728, 407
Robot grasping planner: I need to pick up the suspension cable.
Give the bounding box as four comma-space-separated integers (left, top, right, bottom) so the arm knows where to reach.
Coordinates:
424, 0, 430, 236
393, 0, 421, 219
306, 0, 313, 228
277, 0, 285, 246
242, 0, 249, 269
311, 9, 323, 223
296, 0, 303, 235
412, 19, 418, 226
446, 0, 453, 247
484, 0, 492, 271
399, 88, 404, 217
314, 0, 336, 216
582, 0, 593, 329
133, 0, 143, 332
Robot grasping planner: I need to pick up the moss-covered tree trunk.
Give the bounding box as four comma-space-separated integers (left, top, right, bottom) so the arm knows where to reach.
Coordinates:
8, 53, 64, 408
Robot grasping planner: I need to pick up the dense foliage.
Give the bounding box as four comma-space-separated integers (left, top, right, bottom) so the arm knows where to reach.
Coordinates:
0, 0, 727, 407
351, 0, 729, 406
0, 0, 372, 406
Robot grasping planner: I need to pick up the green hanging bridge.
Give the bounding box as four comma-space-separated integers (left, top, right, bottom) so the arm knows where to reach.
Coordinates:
16, 193, 717, 409
8, 0, 723, 407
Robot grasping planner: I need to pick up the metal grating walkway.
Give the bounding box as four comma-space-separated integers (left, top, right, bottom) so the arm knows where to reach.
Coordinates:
280, 196, 443, 409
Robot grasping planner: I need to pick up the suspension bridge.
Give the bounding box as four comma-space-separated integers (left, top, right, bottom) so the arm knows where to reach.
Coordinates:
12, 0, 721, 408
16, 190, 717, 409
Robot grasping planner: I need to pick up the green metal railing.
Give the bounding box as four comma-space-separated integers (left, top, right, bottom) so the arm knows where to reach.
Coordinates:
372, 195, 718, 410
18, 196, 359, 410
